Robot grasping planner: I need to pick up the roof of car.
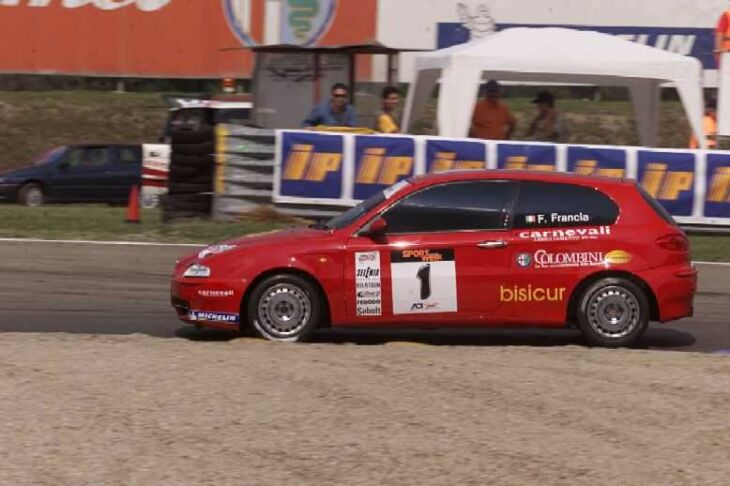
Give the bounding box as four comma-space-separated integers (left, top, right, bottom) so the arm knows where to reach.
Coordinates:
409, 169, 632, 187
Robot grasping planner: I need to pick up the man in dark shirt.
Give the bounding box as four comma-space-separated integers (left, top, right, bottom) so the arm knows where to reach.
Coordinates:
302, 83, 358, 127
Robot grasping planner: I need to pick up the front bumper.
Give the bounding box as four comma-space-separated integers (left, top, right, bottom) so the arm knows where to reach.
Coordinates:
170, 278, 243, 331
0, 183, 18, 202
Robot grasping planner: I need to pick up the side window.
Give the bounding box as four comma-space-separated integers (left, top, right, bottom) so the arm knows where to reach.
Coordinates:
383, 181, 516, 234
70, 147, 111, 169
117, 146, 140, 164
61, 148, 84, 169
513, 181, 619, 229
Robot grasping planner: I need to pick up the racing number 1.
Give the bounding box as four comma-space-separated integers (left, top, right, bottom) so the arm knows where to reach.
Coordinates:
417, 264, 431, 300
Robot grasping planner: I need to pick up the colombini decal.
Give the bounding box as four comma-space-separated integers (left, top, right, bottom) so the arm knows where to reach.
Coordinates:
188, 311, 239, 323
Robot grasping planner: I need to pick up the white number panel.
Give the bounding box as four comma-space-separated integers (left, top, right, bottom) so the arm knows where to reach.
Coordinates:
390, 248, 458, 315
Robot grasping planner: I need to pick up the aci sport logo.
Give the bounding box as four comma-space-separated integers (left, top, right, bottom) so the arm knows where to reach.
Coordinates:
223, 0, 337, 47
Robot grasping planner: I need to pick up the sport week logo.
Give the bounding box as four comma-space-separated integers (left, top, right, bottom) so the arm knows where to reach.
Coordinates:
223, 0, 337, 47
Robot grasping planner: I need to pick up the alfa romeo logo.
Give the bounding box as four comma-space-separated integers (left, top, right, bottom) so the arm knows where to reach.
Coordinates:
516, 253, 532, 268
222, 0, 337, 47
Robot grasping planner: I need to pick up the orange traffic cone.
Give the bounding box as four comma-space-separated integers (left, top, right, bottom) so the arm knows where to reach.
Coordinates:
126, 185, 141, 224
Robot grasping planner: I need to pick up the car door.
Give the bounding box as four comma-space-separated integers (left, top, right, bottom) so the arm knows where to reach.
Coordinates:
47, 145, 115, 201
344, 180, 519, 325
507, 181, 621, 323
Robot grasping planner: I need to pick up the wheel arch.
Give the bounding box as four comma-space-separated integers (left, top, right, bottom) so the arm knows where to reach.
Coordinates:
239, 267, 331, 330
17, 179, 47, 202
566, 270, 660, 324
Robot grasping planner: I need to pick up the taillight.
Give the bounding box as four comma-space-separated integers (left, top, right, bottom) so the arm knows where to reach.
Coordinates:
656, 234, 689, 251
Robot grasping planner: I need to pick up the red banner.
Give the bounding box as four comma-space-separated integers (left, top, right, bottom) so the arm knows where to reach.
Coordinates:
0, 0, 376, 78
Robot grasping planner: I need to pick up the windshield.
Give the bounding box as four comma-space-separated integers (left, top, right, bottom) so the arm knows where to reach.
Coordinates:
322, 180, 412, 230
33, 146, 65, 165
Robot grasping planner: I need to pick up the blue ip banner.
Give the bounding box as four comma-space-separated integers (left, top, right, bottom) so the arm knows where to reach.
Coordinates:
279, 132, 344, 200
273, 131, 730, 225
705, 154, 730, 219
637, 151, 696, 217
497, 143, 556, 171
425, 139, 487, 173
353, 135, 415, 200
567, 146, 627, 178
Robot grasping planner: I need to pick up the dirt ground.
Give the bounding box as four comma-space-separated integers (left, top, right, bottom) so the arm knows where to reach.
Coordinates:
1, 333, 728, 486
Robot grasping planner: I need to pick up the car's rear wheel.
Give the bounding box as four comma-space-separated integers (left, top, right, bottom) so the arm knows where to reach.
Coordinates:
18, 183, 44, 207
246, 274, 321, 342
577, 278, 649, 348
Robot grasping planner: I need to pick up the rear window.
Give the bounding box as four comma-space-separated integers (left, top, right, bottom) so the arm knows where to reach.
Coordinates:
636, 184, 677, 225
513, 181, 619, 229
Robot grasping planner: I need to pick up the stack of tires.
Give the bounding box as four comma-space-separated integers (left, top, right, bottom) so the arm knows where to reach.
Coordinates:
163, 108, 216, 222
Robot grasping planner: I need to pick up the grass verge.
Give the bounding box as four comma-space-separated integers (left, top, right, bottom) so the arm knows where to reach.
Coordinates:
0, 205, 293, 244
0, 205, 728, 262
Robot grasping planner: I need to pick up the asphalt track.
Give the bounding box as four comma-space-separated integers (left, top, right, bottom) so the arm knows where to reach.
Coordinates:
0, 239, 728, 353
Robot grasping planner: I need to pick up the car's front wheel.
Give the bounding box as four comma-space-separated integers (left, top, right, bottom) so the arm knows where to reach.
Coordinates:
576, 278, 649, 348
246, 274, 321, 342
18, 183, 44, 207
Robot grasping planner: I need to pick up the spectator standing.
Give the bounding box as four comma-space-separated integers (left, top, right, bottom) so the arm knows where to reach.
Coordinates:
302, 83, 357, 127
375, 86, 401, 133
689, 98, 718, 149
526, 91, 565, 142
469, 80, 516, 140
716, 5, 730, 65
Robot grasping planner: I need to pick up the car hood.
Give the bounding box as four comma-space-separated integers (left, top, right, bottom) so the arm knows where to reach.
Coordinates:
179, 227, 333, 267
0, 165, 44, 180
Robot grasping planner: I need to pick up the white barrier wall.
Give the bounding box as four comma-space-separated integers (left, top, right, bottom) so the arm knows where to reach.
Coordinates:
273, 130, 730, 226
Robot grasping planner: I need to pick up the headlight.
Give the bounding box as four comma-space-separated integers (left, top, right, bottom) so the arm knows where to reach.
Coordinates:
198, 244, 236, 259
183, 264, 211, 278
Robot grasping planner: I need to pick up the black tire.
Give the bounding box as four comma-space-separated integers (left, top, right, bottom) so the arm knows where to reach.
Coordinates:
17, 183, 44, 207
170, 127, 214, 145
246, 274, 322, 342
168, 164, 203, 178
170, 154, 215, 168
168, 182, 212, 195
164, 194, 211, 212
172, 141, 215, 156
576, 277, 649, 348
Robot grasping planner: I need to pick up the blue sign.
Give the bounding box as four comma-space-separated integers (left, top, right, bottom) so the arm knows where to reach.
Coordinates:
705, 154, 730, 219
497, 144, 556, 171
353, 136, 415, 200
426, 139, 487, 173
567, 146, 626, 178
637, 151, 696, 217
279, 132, 344, 200
437, 24, 715, 70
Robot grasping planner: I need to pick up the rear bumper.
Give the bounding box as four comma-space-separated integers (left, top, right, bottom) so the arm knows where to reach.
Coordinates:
638, 264, 697, 323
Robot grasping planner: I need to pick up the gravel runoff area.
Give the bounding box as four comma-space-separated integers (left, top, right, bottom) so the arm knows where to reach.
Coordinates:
1, 334, 728, 486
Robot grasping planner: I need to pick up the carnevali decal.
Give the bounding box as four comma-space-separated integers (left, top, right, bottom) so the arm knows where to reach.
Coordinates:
223, 0, 337, 47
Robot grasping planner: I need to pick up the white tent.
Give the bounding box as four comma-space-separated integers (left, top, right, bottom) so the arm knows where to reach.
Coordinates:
403, 27, 706, 148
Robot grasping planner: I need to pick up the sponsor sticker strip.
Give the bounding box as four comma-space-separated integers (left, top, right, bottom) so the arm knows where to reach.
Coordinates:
355, 251, 382, 316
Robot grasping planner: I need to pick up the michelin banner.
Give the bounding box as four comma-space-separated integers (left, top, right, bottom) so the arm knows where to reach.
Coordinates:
273, 130, 730, 225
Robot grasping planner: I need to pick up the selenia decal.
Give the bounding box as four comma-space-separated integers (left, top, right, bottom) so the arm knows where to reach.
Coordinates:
390, 249, 457, 314
355, 251, 381, 316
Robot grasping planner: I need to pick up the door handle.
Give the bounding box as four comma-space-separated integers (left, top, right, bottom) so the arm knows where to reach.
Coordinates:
477, 240, 508, 249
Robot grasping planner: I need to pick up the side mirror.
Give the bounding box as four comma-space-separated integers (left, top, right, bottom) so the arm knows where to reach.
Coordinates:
363, 217, 388, 239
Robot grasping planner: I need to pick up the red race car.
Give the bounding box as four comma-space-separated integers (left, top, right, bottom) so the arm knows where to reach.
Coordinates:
171, 170, 697, 347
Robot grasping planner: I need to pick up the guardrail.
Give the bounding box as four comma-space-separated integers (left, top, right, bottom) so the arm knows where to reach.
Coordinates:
271, 130, 730, 227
